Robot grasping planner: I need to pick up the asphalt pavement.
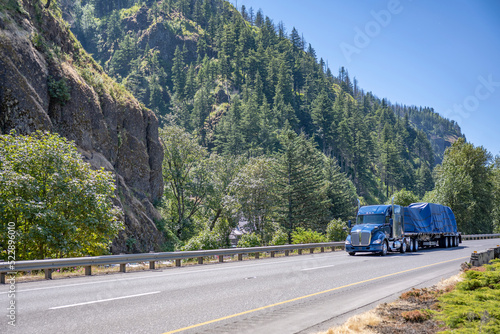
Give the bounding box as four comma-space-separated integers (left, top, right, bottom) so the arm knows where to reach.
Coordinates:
1, 239, 499, 334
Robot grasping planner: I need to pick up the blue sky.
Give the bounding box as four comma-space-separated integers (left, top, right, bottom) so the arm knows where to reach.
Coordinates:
236, 0, 500, 158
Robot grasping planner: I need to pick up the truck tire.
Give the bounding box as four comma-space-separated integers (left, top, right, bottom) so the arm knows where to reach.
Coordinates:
380, 241, 388, 256
440, 236, 447, 248
412, 239, 419, 252
348, 252, 356, 256
408, 239, 414, 252
400, 240, 407, 253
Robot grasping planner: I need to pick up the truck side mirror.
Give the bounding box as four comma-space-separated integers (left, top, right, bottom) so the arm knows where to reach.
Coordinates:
347, 220, 352, 228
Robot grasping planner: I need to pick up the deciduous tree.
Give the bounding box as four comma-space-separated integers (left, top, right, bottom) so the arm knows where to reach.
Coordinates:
0, 131, 123, 260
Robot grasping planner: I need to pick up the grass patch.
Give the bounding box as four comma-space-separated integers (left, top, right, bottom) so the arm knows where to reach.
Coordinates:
436, 259, 500, 333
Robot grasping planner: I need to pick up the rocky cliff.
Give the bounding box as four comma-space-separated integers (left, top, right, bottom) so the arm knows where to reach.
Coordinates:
0, 0, 164, 253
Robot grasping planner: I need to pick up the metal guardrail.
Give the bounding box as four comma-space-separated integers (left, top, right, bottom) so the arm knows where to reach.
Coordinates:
2, 234, 499, 284
461, 234, 500, 240
0, 242, 345, 283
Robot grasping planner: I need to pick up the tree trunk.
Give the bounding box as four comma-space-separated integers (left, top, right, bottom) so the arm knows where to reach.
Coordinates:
209, 209, 222, 231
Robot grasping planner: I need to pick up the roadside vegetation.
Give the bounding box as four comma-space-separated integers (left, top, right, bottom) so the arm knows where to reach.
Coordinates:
320, 259, 500, 333
0, 131, 123, 260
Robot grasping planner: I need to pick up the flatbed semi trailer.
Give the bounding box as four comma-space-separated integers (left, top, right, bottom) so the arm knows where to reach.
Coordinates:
345, 202, 461, 256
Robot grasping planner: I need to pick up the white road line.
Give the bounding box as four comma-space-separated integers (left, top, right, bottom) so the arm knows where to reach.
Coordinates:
48, 291, 161, 310
301, 265, 336, 271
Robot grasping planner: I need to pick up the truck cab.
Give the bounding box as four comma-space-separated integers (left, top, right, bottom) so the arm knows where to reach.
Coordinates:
345, 204, 407, 256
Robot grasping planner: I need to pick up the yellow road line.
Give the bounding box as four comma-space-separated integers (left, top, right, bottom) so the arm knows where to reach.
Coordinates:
163, 256, 468, 333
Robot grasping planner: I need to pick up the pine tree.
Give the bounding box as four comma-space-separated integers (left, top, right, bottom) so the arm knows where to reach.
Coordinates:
254, 9, 264, 27
311, 90, 334, 154
290, 27, 301, 52
273, 125, 330, 242
171, 46, 186, 99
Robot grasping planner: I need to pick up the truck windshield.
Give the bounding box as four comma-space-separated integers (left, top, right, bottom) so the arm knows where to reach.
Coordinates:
356, 214, 385, 225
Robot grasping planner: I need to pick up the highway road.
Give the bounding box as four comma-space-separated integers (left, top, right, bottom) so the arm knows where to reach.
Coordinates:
1, 239, 499, 334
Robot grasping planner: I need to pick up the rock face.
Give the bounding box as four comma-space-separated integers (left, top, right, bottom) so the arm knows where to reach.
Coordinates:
122, 6, 199, 64
0, 1, 164, 253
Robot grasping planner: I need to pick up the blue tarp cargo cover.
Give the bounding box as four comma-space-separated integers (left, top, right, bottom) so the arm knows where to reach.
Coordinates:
403, 203, 457, 234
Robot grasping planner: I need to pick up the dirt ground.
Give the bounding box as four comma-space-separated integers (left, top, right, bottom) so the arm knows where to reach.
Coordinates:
319, 271, 466, 334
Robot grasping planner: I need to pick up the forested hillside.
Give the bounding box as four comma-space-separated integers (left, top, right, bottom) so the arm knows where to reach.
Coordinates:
67, 0, 461, 201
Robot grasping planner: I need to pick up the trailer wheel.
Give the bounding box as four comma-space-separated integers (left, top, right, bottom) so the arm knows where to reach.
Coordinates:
440, 236, 446, 248
380, 241, 388, 256
445, 236, 450, 248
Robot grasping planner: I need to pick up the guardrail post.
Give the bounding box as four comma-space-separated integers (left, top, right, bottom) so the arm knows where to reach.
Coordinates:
270, 251, 275, 258
45, 269, 52, 280
255, 252, 259, 259
285, 250, 289, 256
219, 255, 224, 263
310, 248, 315, 254
298, 249, 302, 255
85, 266, 92, 276
149, 261, 155, 270
120, 264, 126, 273
175, 259, 181, 267
198, 257, 204, 264
1, 272, 5, 284
238, 254, 243, 261
320, 247, 325, 253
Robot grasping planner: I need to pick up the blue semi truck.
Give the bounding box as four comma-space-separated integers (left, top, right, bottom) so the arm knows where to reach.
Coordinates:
345, 202, 461, 256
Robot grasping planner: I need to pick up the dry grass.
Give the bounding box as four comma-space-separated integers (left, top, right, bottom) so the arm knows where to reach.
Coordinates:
318, 310, 380, 334
319, 273, 464, 334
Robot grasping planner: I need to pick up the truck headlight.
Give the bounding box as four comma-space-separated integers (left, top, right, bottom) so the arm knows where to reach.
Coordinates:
372, 239, 382, 244
345, 239, 351, 245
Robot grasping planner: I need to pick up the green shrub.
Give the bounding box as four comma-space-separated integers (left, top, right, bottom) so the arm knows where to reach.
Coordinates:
326, 218, 348, 241
181, 231, 220, 251
291, 227, 327, 244
160, 229, 181, 252
48, 76, 71, 105
270, 229, 288, 245
437, 259, 500, 332
237, 232, 262, 248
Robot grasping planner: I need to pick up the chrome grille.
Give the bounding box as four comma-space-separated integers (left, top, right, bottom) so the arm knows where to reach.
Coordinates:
351, 231, 371, 246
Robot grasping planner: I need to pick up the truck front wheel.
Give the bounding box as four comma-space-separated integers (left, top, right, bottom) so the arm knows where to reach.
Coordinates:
348, 252, 356, 256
